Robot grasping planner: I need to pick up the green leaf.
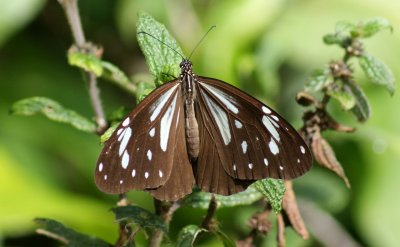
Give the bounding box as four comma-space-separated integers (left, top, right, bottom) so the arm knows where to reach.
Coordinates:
305, 68, 332, 92
344, 81, 371, 122
253, 179, 285, 213
101, 61, 137, 95
357, 17, 392, 38
10, 97, 96, 133
136, 11, 183, 86
322, 33, 348, 46
68, 51, 103, 76
136, 80, 155, 103
35, 218, 110, 247
326, 89, 356, 110
184, 187, 263, 209
335, 20, 356, 34
358, 53, 396, 95
100, 122, 118, 144
111, 205, 168, 233
176, 225, 204, 247
215, 230, 236, 247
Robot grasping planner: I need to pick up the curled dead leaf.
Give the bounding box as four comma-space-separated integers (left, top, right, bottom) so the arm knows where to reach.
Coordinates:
311, 131, 351, 188
282, 181, 309, 240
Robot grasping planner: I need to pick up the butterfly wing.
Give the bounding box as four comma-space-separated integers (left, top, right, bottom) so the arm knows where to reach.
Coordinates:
146, 103, 195, 201
195, 76, 312, 185
95, 81, 183, 194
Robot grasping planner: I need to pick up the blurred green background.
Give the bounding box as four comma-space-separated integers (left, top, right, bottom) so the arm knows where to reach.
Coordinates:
1, 0, 399, 246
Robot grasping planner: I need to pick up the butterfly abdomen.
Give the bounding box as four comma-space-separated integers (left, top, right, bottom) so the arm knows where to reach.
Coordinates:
185, 100, 200, 160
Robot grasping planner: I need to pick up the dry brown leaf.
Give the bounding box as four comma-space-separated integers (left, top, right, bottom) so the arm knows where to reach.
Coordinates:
282, 181, 309, 239
277, 213, 286, 247
311, 131, 351, 188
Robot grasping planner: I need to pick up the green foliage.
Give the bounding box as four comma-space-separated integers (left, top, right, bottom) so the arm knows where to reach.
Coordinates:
35, 218, 110, 247
176, 225, 203, 247
10, 97, 96, 133
68, 50, 136, 95
358, 53, 396, 95
253, 179, 286, 213
326, 89, 356, 110
136, 11, 183, 86
305, 68, 332, 92
343, 81, 371, 122
324, 17, 393, 47
184, 187, 263, 209
111, 205, 168, 233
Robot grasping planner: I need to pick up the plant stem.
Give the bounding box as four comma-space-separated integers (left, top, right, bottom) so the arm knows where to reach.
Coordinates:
201, 194, 218, 230
58, 0, 107, 134
149, 199, 180, 247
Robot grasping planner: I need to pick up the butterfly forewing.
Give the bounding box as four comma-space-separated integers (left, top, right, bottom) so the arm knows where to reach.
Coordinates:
95, 81, 182, 194
196, 76, 312, 181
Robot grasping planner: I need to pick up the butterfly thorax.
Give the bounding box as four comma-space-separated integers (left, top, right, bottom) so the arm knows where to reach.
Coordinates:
180, 59, 200, 161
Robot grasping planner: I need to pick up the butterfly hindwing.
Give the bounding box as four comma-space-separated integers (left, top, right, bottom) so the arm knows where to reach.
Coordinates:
95, 81, 182, 194
146, 103, 195, 201
196, 76, 312, 181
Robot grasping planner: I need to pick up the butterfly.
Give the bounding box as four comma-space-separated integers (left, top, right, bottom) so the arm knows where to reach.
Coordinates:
95, 43, 312, 202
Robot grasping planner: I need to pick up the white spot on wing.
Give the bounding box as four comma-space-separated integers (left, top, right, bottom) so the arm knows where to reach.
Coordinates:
248, 163, 253, 169
122, 150, 129, 169
145, 172, 149, 179
117, 128, 123, 136
300, 145, 306, 154
147, 149, 152, 161
264, 158, 268, 166
149, 128, 155, 137
269, 138, 279, 155
118, 128, 127, 142
122, 117, 130, 126
279, 166, 284, 170
159, 170, 163, 178
271, 115, 279, 121
120, 180, 123, 184
241, 141, 248, 154
104, 174, 107, 180
160, 93, 178, 151
262, 106, 271, 114
297, 159, 300, 163
233, 164, 237, 171
203, 93, 231, 145
235, 120, 243, 129
262, 116, 280, 142
98, 163, 103, 172
201, 83, 239, 114
132, 169, 136, 177
150, 85, 178, 122
119, 127, 132, 156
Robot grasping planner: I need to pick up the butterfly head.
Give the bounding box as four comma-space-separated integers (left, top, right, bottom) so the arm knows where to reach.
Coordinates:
180, 59, 193, 74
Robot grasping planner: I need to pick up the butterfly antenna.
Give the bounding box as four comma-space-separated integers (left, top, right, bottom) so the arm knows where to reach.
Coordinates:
188, 25, 216, 59
137, 31, 185, 59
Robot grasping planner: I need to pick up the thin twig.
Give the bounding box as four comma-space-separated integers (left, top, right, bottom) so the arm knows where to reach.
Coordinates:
58, 0, 107, 134
149, 199, 181, 247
